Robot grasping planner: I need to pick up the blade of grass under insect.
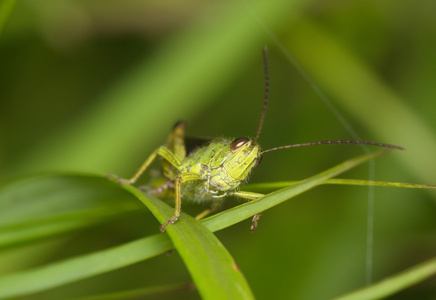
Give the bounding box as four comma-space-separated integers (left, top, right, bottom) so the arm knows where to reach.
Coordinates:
0, 183, 255, 299
116, 150, 391, 299
244, 179, 436, 192
202, 150, 389, 232
324, 179, 436, 189
124, 185, 255, 300
333, 256, 436, 300
0, 150, 397, 298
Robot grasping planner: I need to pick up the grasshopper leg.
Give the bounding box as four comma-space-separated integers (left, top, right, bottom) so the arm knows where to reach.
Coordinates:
160, 172, 202, 232
251, 213, 262, 231
231, 190, 265, 230
109, 146, 182, 185
138, 179, 174, 195
160, 177, 182, 232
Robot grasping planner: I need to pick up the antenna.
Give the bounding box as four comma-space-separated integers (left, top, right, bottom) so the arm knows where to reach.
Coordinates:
251, 46, 269, 147
261, 140, 405, 155
251, 47, 405, 155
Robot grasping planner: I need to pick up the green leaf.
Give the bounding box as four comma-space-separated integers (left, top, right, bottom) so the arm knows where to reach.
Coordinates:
0, 234, 172, 298
126, 185, 255, 300
202, 150, 390, 232
244, 179, 436, 192
0, 151, 387, 298
0, 174, 142, 249
334, 256, 436, 300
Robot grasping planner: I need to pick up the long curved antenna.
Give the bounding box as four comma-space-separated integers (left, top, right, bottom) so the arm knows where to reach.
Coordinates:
251, 46, 269, 147
261, 140, 405, 155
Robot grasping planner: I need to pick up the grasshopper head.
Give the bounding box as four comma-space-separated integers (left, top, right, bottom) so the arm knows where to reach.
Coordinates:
222, 137, 262, 181
230, 137, 263, 166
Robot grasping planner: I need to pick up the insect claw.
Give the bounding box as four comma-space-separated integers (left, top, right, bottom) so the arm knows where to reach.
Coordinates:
105, 173, 119, 180
160, 216, 179, 232
106, 174, 133, 185
139, 181, 172, 195
115, 177, 135, 185
250, 213, 262, 231
137, 185, 150, 191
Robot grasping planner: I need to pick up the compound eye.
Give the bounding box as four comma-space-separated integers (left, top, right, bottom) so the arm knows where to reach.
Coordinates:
230, 137, 250, 151
254, 155, 263, 167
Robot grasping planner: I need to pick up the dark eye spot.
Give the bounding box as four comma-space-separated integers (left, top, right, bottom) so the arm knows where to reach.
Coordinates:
254, 155, 263, 167
230, 137, 250, 151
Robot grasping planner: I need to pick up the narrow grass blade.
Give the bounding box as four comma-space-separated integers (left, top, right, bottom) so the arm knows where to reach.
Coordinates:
0, 174, 141, 249
0, 234, 173, 298
244, 179, 436, 192
324, 179, 436, 189
334, 256, 436, 300
203, 150, 389, 232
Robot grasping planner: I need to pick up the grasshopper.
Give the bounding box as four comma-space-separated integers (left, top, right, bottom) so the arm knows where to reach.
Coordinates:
112, 46, 404, 232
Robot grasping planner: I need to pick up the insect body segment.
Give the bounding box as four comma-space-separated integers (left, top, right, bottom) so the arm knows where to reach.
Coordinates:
178, 138, 259, 194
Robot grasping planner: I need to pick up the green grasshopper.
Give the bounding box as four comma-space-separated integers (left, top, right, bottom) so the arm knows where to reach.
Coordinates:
112, 46, 404, 232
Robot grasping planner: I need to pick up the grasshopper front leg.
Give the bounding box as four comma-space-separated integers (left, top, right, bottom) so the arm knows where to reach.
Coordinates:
160, 172, 201, 232
112, 146, 182, 185
109, 146, 191, 231
232, 191, 264, 231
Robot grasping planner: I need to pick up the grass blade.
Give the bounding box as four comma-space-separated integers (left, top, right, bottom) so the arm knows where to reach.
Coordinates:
244, 179, 436, 192
334, 256, 436, 300
124, 186, 255, 300
0, 235, 173, 298
0, 174, 142, 249
203, 150, 389, 232
0, 150, 391, 298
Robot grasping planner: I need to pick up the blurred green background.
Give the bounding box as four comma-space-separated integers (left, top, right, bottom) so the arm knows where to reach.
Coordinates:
1, 0, 436, 299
